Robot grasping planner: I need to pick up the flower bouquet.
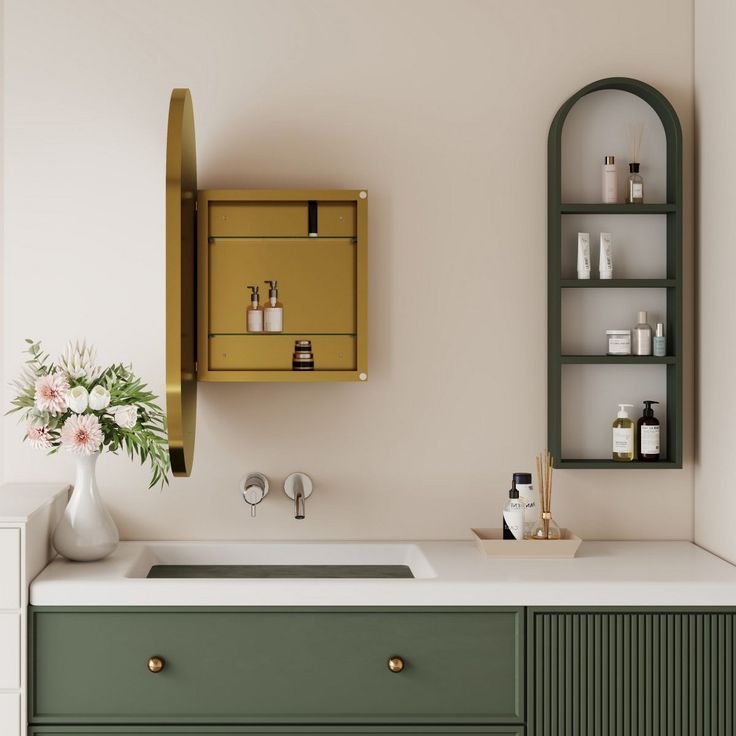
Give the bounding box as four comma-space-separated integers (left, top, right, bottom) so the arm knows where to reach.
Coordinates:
8, 339, 170, 560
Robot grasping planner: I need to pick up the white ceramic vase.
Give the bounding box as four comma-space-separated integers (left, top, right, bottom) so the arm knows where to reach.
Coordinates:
52, 453, 119, 562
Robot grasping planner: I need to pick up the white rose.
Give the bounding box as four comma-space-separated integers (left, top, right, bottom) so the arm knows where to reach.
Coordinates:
109, 405, 137, 429
88, 385, 111, 411
67, 385, 89, 413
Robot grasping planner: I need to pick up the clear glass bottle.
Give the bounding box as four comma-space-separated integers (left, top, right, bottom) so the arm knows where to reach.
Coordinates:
653, 322, 666, 357
530, 512, 562, 540
626, 163, 644, 203
612, 403, 636, 462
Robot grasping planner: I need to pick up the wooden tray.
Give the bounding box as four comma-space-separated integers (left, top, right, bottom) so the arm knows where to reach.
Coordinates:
471, 528, 582, 558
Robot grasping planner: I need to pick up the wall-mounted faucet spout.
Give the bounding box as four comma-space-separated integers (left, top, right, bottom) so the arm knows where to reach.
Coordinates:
283, 472, 313, 520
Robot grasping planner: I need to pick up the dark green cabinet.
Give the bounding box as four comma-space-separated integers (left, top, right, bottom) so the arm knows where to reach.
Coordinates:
528, 609, 736, 735
547, 77, 683, 469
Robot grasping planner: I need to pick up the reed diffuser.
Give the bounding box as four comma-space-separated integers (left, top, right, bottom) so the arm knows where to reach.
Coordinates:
626, 122, 645, 204
530, 450, 561, 540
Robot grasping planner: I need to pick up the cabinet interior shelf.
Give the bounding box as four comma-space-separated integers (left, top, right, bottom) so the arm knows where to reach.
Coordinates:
200, 370, 362, 383
209, 332, 357, 337
209, 236, 357, 243
558, 459, 680, 470
560, 279, 676, 289
559, 203, 676, 214
560, 355, 676, 364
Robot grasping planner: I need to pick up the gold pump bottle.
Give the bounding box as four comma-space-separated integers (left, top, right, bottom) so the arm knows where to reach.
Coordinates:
612, 403, 636, 462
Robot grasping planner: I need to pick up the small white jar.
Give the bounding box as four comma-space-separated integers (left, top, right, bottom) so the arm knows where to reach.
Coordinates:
606, 330, 632, 355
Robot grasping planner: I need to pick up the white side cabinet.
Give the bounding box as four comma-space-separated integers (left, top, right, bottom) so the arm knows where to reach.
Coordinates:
0, 484, 67, 736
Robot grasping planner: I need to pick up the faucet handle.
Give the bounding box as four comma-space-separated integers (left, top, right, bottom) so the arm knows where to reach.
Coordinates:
240, 473, 270, 517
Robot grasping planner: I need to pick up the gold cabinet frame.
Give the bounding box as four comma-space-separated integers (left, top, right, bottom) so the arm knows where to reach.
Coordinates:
197, 189, 368, 383
165, 90, 368, 475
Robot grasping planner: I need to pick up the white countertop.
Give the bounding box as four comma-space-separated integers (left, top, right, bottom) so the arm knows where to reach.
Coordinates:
30, 539, 736, 607
0, 483, 69, 523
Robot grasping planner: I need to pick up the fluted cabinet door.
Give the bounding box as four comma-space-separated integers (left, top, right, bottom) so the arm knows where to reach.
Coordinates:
528, 609, 736, 736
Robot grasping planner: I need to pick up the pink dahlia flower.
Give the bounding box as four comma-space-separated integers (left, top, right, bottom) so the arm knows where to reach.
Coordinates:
26, 423, 52, 449
60, 413, 103, 456
34, 373, 69, 414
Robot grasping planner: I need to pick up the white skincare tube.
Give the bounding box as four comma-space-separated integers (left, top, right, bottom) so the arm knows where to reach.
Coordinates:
577, 232, 591, 279
599, 232, 613, 279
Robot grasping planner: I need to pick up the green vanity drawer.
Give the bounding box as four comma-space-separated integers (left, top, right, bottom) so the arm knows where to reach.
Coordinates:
30, 608, 524, 725
28, 727, 525, 735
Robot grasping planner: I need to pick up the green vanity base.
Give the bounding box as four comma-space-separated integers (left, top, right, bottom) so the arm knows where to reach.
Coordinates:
146, 564, 415, 579
28, 606, 736, 736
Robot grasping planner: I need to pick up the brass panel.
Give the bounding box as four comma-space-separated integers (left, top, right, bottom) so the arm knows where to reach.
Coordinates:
209, 335, 356, 371
208, 239, 356, 334
316, 202, 357, 236
165, 88, 198, 477
209, 202, 308, 237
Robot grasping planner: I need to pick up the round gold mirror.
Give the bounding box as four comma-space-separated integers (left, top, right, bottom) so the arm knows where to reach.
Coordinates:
165, 89, 197, 476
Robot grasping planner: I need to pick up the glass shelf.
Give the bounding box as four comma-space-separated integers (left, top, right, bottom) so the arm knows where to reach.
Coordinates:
560, 355, 676, 364
560, 203, 676, 214
209, 236, 357, 242
560, 279, 676, 288
209, 332, 357, 337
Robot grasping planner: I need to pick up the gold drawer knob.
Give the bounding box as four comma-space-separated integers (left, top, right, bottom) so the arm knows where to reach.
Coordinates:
147, 656, 165, 673
387, 655, 405, 673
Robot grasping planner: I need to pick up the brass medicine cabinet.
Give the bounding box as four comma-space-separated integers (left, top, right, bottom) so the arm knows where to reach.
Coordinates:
166, 89, 368, 476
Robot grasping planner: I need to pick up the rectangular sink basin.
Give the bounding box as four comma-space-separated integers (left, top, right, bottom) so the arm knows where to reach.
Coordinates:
147, 564, 414, 579
129, 542, 436, 580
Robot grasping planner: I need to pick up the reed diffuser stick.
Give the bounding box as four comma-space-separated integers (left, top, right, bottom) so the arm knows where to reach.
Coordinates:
534, 450, 556, 539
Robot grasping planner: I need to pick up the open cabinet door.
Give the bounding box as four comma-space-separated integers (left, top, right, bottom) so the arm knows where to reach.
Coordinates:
166, 89, 197, 476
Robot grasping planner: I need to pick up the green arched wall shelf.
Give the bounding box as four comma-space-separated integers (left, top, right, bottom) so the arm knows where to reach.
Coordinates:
547, 77, 683, 469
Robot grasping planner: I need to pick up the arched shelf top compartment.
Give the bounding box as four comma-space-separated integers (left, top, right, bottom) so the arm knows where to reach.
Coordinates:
549, 77, 683, 208
547, 77, 683, 470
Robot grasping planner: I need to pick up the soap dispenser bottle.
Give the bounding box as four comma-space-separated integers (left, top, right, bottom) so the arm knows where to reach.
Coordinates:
503, 480, 525, 540
612, 404, 636, 462
263, 280, 284, 333
513, 472, 537, 539
638, 400, 660, 461
246, 285, 264, 333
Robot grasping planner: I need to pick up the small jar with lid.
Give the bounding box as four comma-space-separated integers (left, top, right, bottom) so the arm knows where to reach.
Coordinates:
606, 329, 632, 355
292, 340, 314, 371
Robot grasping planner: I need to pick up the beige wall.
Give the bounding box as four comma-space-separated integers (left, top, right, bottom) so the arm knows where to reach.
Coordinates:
2, 0, 694, 541
694, 0, 736, 563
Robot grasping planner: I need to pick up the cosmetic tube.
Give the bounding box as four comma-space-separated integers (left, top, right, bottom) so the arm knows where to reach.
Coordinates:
577, 233, 591, 279
599, 232, 613, 279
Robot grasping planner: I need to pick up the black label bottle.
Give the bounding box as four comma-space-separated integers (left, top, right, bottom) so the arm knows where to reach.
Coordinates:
503, 482, 525, 540
638, 400, 660, 461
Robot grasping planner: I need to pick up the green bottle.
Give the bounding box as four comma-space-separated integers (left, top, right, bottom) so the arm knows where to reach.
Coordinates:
612, 403, 635, 462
